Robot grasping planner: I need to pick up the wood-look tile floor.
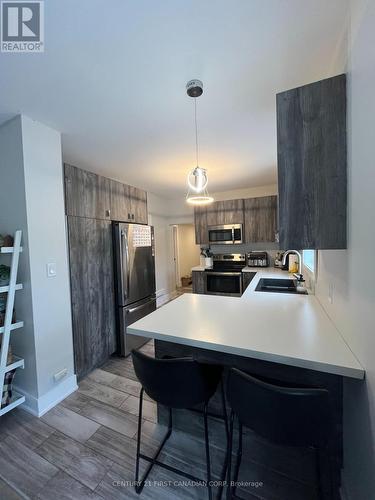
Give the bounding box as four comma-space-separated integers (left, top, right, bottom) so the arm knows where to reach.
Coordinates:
0, 338, 319, 499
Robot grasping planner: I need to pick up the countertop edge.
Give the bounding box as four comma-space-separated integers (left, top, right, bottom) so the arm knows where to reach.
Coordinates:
127, 326, 365, 380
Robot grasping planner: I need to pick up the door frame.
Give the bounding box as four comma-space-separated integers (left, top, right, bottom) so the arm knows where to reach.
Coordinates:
172, 225, 180, 288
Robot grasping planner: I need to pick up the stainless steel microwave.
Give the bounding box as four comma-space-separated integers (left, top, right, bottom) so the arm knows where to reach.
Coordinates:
208, 224, 243, 245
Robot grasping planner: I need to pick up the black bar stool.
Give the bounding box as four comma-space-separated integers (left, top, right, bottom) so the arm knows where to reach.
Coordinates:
226, 368, 333, 500
132, 350, 228, 499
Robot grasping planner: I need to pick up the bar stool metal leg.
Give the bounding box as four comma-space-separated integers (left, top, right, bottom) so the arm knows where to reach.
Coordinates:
232, 421, 243, 498
204, 403, 213, 500
135, 388, 173, 494
226, 411, 235, 500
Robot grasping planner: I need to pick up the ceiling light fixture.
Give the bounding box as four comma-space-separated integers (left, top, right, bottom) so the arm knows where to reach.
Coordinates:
185, 79, 214, 205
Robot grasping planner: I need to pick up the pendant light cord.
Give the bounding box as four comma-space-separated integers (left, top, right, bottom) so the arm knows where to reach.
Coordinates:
194, 97, 199, 166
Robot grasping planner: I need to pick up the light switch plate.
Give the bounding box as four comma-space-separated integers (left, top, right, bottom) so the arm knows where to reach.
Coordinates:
47, 262, 57, 277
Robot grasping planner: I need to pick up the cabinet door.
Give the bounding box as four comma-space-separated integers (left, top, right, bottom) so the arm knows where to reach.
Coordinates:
192, 271, 205, 294
244, 196, 277, 243
277, 74, 347, 249
110, 179, 132, 222
129, 186, 148, 224
206, 199, 244, 227
222, 199, 244, 224
67, 216, 116, 379
194, 206, 208, 245
64, 164, 111, 220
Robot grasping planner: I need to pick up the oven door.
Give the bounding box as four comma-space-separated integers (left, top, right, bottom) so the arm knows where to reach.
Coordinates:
208, 224, 243, 245
205, 272, 243, 297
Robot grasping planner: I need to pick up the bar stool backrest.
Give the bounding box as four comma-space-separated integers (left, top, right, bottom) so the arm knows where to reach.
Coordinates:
227, 368, 331, 447
132, 350, 221, 409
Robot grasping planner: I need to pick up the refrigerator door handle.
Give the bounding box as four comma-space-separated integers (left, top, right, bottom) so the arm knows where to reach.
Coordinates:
120, 229, 130, 302
127, 299, 156, 315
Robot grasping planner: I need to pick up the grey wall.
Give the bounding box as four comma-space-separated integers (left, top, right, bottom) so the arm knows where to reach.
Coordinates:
315, 1, 375, 498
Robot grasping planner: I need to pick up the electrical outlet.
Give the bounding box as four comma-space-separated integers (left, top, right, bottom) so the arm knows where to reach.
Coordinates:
328, 283, 334, 304
54, 368, 67, 382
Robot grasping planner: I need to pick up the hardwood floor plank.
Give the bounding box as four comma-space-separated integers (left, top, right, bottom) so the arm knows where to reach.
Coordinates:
78, 379, 128, 407
0, 436, 58, 498
36, 431, 113, 491
60, 391, 91, 414
120, 395, 157, 423
87, 368, 117, 386
41, 405, 101, 443
37, 470, 104, 500
107, 374, 142, 397
95, 463, 144, 500
101, 357, 138, 381
0, 477, 25, 500
79, 398, 139, 438
96, 462, 203, 499
86, 425, 154, 470
0, 408, 55, 450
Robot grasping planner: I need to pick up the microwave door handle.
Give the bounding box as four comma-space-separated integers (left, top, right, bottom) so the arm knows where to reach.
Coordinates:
232, 226, 235, 244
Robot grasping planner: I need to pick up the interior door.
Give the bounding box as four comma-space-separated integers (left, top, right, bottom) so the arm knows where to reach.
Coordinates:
121, 224, 156, 305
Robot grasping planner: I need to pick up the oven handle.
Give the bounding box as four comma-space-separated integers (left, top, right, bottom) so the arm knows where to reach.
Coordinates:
232, 226, 235, 244
205, 272, 242, 276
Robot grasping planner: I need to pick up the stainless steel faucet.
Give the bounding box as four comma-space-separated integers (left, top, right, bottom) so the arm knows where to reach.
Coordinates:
282, 250, 303, 279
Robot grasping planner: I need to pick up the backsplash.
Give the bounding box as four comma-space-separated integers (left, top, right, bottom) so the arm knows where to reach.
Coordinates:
203, 242, 279, 265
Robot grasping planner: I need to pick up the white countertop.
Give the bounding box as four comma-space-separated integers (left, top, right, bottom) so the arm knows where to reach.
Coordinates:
129, 268, 364, 379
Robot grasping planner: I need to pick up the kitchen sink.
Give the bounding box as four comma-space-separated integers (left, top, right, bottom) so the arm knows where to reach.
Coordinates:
255, 278, 308, 295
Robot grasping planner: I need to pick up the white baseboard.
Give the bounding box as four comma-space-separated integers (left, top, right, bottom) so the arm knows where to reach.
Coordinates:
14, 374, 78, 417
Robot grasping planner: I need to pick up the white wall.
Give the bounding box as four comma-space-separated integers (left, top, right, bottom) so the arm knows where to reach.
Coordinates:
176, 224, 200, 280
314, 1, 375, 498
0, 115, 76, 416
0, 116, 38, 398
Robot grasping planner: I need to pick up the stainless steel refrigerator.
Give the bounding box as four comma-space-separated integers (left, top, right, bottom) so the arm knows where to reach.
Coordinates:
113, 222, 156, 356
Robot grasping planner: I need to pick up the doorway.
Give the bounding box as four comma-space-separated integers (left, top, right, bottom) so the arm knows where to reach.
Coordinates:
171, 224, 200, 291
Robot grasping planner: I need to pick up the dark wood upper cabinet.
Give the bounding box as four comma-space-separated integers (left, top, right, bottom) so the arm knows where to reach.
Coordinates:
206, 199, 244, 226
194, 206, 208, 245
64, 164, 111, 220
244, 196, 277, 243
277, 74, 347, 249
109, 179, 131, 221
129, 186, 148, 224
65, 164, 148, 224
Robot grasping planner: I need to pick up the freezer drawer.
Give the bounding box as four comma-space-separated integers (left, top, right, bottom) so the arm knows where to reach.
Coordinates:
119, 296, 156, 356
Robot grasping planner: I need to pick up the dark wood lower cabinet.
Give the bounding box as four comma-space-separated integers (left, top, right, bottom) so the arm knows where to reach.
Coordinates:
67, 216, 116, 379
192, 271, 205, 294
242, 271, 256, 291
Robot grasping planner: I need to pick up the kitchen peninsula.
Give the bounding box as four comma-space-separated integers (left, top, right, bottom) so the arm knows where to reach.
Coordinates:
128, 269, 364, 496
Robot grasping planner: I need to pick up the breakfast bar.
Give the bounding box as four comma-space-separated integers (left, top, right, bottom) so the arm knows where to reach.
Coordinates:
128, 269, 364, 498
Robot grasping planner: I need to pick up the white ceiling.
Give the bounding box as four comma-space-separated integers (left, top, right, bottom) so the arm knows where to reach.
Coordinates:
0, 0, 348, 198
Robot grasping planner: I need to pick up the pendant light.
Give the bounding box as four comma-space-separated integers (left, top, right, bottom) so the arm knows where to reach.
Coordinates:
185, 80, 214, 205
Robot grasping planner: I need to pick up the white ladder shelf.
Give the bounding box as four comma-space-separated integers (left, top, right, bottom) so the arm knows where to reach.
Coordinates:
0, 230, 25, 416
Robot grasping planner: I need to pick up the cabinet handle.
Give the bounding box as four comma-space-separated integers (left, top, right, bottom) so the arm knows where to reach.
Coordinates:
132, 214, 135, 220
128, 213, 131, 220
106, 209, 111, 218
